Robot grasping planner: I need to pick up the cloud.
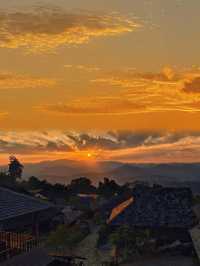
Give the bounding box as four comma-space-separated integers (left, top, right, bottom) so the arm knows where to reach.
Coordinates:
67, 131, 186, 151
182, 77, 200, 93
0, 130, 173, 155
0, 7, 141, 52
0, 131, 73, 154
1, 131, 200, 163
64, 64, 101, 72
0, 72, 56, 89
108, 131, 166, 148
92, 66, 182, 88
67, 133, 119, 150
108, 134, 200, 163
37, 67, 200, 115
39, 96, 146, 115
0, 112, 8, 119
31, 66, 200, 116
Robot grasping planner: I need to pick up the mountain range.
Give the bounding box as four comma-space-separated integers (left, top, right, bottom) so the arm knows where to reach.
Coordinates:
1, 159, 200, 193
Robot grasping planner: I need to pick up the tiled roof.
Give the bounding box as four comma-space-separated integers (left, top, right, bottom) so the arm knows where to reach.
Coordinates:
109, 186, 195, 228
0, 186, 53, 221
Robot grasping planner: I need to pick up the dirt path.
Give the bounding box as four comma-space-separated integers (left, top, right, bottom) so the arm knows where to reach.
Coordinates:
75, 227, 111, 266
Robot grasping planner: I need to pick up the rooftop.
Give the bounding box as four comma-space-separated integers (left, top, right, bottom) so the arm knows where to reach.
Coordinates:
109, 186, 195, 228
0, 186, 53, 222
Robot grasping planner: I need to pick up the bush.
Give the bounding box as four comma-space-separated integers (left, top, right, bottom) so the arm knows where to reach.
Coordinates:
47, 224, 88, 250
109, 226, 150, 260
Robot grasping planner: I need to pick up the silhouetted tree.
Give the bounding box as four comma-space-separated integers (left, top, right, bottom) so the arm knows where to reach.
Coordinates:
0, 172, 16, 187
98, 178, 121, 198
8, 156, 24, 180
27, 176, 42, 190
71, 177, 92, 187
68, 177, 96, 194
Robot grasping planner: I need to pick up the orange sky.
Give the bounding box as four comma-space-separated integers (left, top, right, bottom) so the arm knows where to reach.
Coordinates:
0, 1, 200, 163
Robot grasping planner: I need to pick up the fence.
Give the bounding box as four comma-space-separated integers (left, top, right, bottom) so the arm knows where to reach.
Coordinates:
0, 231, 40, 262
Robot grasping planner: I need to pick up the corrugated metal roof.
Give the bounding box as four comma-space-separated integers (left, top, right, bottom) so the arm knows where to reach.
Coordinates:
109, 186, 195, 228
0, 187, 53, 221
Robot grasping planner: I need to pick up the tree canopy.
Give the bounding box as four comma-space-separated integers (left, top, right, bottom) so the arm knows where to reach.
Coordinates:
8, 156, 24, 180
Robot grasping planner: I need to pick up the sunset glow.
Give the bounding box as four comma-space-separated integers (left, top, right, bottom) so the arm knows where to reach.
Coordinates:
0, 1, 199, 164
1, 3, 199, 264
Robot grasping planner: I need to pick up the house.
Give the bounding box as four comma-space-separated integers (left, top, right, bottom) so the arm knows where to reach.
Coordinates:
98, 191, 133, 220
107, 186, 196, 244
0, 186, 58, 264
0, 186, 57, 233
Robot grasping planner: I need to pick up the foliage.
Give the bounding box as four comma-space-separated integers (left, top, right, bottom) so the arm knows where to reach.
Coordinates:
193, 194, 200, 205
68, 177, 96, 194
0, 156, 23, 189
28, 176, 43, 190
98, 178, 129, 198
109, 225, 150, 259
22, 176, 69, 202
69, 195, 91, 211
1, 156, 131, 206
47, 224, 88, 250
97, 224, 113, 247
94, 212, 105, 226
0, 172, 16, 187
8, 156, 24, 180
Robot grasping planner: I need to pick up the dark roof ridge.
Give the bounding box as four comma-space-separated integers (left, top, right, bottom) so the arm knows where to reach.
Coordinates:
0, 186, 53, 207
0, 186, 55, 222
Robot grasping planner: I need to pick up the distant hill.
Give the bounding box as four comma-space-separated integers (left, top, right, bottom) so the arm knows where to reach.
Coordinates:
1, 160, 200, 193
17, 159, 124, 184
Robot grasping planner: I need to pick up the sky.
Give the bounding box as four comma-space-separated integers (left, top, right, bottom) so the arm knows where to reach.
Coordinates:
0, 0, 200, 164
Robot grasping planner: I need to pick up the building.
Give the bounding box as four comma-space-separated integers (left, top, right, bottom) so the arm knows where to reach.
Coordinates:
0, 186, 58, 263
0, 186, 57, 233
107, 186, 196, 244
98, 191, 133, 220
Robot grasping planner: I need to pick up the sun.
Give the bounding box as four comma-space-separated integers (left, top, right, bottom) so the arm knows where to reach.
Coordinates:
87, 153, 92, 158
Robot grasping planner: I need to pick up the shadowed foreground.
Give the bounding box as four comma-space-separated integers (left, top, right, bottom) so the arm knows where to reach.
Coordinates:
122, 255, 199, 266
0, 248, 52, 266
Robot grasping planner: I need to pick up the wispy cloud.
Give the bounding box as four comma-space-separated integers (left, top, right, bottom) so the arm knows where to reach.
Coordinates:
39, 67, 200, 115
0, 7, 141, 52
92, 66, 181, 88
64, 64, 101, 72
0, 72, 56, 89
39, 96, 146, 115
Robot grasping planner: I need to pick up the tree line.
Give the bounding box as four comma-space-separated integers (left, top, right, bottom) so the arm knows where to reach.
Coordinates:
0, 156, 130, 200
